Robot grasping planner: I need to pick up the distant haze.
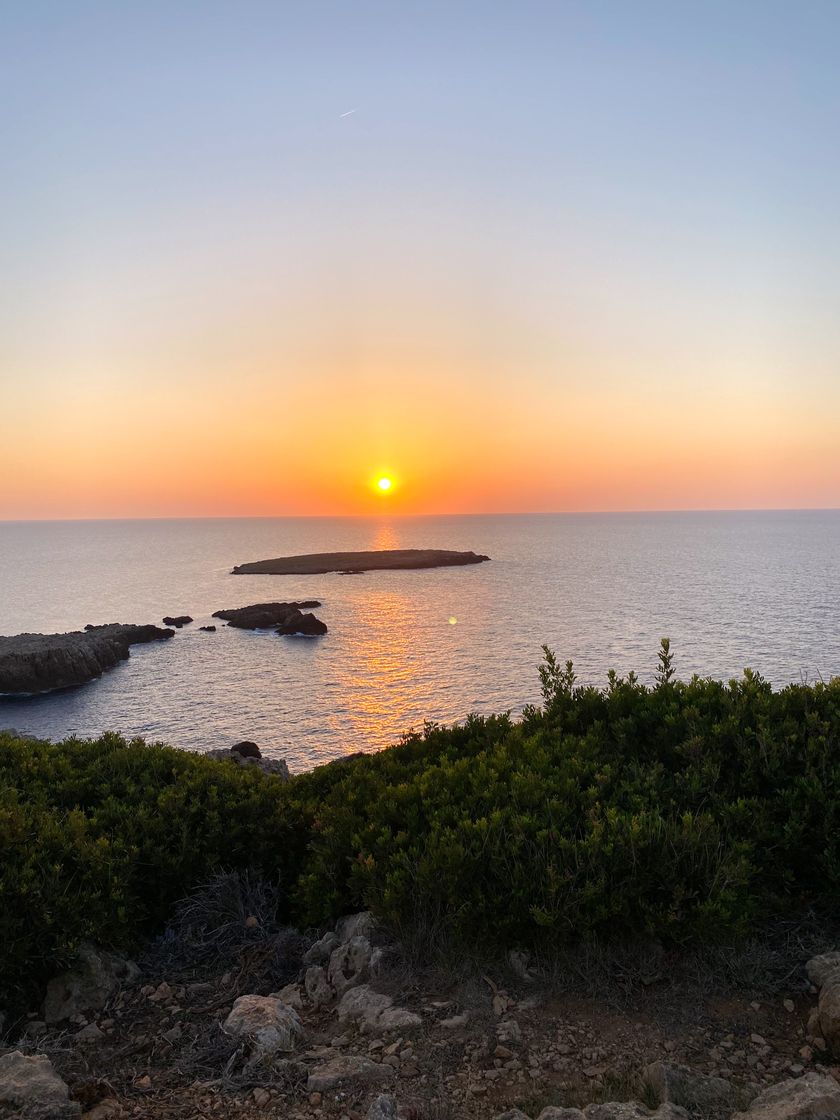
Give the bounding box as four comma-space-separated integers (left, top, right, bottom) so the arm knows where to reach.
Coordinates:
2, 2, 840, 518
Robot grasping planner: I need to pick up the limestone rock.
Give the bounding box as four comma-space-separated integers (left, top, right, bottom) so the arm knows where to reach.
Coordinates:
335, 911, 376, 943
205, 747, 290, 779
337, 986, 393, 1031
0, 1050, 80, 1118
75, 1023, 104, 1044
273, 982, 303, 1009
304, 966, 333, 1008
337, 985, 421, 1033
303, 931, 339, 966
732, 1073, 840, 1120
222, 995, 304, 1060
366, 1095, 398, 1120
818, 978, 840, 1053
537, 1110, 586, 1120
328, 936, 373, 995
806, 952, 840, 988
583, 1107, 688, 1120
306, 1054, 395, 1092
645, 1061, 736, 1113
43, 944, 140, 1024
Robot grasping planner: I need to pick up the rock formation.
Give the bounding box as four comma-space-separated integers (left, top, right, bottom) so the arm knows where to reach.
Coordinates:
231, 548, 490, 575
0, 1051, 80, 1118
161, 615, 192, 627
205, 742, 291, 778
212, 601, 327, 636
0, 624, 174, 696
42, 943, 139, 1025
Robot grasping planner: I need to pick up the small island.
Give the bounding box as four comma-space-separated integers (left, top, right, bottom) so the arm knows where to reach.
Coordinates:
231, 548, 490, 576
213, 602, 328, 636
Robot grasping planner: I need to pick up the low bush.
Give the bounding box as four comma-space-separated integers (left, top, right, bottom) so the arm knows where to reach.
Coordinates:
2, 642, 839, 1018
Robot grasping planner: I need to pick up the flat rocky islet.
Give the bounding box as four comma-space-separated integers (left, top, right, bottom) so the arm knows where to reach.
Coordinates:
0, 623, 174, 696
231, 548, 490, 575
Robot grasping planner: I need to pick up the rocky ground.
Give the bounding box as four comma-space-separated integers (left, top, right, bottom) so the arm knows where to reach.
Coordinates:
3, 904, 840, 1120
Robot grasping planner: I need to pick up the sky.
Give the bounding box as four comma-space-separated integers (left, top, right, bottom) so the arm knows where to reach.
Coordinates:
2, 0, 840, 518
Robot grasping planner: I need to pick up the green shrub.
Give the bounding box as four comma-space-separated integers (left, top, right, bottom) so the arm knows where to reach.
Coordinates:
2, 642, 839, 1019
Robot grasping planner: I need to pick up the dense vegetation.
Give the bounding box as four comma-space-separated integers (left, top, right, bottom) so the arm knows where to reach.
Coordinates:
2, 642, 839, 1017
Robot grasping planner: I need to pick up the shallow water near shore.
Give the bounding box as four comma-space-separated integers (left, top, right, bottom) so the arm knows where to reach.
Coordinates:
1, 511, 839, 771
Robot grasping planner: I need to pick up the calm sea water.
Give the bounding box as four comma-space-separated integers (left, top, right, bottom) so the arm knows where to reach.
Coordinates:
2, 512, 839, 772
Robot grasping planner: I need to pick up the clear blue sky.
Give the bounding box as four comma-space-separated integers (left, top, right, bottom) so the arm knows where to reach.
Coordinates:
2, 2, 840, 516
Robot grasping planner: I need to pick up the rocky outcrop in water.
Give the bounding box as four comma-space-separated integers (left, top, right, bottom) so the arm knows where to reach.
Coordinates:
0, 624, 174, 696
161, 615, 192, 628
212, 601, 327, 636
231, 548, 490, 575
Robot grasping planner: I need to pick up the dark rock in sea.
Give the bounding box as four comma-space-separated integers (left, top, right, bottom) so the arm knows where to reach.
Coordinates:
231, 549, 490, 576
277, 613, 328, 637
199, 625, 216, 632
162, 615, 193, 628
0, 624, 175, 697
212, 602, 322, 629
231, 740, 261, 759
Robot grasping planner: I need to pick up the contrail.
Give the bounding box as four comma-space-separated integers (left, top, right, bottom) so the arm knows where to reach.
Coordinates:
339, 108, 358, 118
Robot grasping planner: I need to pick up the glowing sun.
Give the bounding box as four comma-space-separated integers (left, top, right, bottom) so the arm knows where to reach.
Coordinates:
376, 476, 393, 493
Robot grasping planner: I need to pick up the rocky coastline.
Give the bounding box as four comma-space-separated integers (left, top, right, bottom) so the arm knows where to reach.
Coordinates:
0, 624, 175, 697
231, 549, 491, 576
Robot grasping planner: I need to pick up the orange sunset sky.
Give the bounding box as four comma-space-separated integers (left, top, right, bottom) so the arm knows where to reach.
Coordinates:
2, 3, 840, 520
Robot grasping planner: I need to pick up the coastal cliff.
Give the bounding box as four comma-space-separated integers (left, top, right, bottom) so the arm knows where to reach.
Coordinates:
0, 624, 174, 696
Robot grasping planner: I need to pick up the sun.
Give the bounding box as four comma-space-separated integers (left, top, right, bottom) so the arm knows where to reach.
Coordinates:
376, 476, 393, 493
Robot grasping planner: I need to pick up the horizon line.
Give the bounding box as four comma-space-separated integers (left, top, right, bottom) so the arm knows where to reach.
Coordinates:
2, 505, 840, 524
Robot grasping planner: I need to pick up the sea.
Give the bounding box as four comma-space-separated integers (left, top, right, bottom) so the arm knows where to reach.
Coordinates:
2, 511, 839, 773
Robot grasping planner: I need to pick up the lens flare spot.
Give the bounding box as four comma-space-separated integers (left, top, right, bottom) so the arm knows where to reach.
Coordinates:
448, 616, 458, 625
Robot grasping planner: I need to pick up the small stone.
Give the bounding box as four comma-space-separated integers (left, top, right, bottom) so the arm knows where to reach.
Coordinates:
252, 1087, 270, 1107
135, 1075, 152, 1091
309, 1092, 323, 1106
784, 999, 796, 1013
76, 1023, 104, 1044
